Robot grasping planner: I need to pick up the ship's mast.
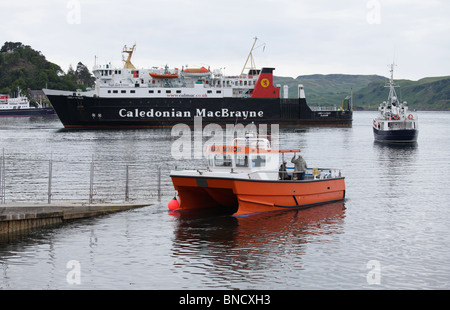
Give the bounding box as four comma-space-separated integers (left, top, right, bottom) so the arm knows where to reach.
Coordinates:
386, 63, 399, 106
241, 37, 259, 75
122, 44, 136, 69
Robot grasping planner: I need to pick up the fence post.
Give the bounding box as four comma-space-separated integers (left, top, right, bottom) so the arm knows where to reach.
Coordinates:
125, 165, 129, 201
157, 166, 161, 202
0, 148, 4, 204
89, 154, 94, 204
48, 153, 53, 204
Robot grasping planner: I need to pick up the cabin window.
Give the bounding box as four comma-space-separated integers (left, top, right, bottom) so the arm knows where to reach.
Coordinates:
149, 90, 154, 93
216, 90, 221, 94
121, 90, 126, 93
213, 154, 232, 167
166, 90, 171, 94
176, 90, 181, 94
108, 90, 111, 93
113, 90, 118, 94
130, 90, 135, 93
207, 90, 212, 94
235, 155, 248, 167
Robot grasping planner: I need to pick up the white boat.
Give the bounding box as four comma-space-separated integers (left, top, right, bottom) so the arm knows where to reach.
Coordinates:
0, 88, 55, 117
372, 64, 418, 143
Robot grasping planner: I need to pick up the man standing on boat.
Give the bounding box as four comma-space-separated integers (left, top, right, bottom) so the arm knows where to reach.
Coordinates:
291, 153, 307, 180
279, 161, 289, 180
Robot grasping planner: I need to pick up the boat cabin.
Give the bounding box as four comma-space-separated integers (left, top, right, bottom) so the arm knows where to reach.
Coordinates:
206, 137, 279, 172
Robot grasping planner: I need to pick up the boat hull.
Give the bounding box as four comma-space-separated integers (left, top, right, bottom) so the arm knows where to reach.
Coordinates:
170, 175, 346, 216
0, 107, 56, 117
373, 127, 418, 143
45, 94, 352, 128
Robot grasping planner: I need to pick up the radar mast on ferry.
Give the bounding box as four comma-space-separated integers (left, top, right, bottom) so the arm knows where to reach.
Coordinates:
122, 44, 136, 69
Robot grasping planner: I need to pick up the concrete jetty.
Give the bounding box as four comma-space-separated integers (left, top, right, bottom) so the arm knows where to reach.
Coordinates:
0, 201, 151, 235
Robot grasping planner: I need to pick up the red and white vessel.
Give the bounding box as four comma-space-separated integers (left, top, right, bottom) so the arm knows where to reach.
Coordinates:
170, 134, 346, 216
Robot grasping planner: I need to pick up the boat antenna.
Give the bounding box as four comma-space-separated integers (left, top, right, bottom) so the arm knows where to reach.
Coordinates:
122, 44, 136, 69
386, 62, 399, 105
241, 37, 265, 75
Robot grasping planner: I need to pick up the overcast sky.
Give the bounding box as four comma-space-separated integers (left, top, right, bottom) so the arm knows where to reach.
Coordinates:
1, 0, 449, 80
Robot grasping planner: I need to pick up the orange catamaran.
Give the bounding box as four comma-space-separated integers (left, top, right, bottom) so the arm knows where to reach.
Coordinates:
170, 135, 345, 216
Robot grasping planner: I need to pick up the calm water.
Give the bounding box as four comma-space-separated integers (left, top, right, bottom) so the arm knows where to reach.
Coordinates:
1, 111, 449, 290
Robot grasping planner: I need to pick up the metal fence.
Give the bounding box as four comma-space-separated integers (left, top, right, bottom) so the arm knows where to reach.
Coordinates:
0, 149, 174, 204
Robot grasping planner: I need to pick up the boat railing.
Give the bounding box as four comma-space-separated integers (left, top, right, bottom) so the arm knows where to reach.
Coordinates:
252, 167, 342, 180
280, 167, 342, 180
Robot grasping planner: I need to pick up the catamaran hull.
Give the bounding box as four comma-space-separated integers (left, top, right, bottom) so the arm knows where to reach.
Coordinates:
170, 175, 346, 216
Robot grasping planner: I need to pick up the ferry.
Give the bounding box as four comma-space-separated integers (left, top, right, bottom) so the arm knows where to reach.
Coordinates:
169, 134, 346, 216
0, 88, 55, 117
43, 39, 353, 129
372, 64, 418, 143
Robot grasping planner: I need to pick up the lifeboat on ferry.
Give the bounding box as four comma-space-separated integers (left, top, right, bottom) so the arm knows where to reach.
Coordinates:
170, 135, 345, 216
149, 73, 178, 79
181, 66, 211, 77
149, 65, 179, 79
149, 72, 178, 79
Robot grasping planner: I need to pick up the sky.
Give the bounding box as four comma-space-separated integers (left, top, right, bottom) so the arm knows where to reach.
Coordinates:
1, 0, 449, 80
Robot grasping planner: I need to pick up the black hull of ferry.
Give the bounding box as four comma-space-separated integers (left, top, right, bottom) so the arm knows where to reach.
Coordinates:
373, 127, 418, 143
45, 95, 353, 129
0, 107, 56, 117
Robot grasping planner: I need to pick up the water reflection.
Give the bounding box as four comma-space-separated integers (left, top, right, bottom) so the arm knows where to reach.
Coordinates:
171, 202, 346, 288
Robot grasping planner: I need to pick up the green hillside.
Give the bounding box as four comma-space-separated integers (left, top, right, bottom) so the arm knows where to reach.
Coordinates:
274, 74, 450, 110
0, 42, 94, 95
274, 74, 386, 107
354, 76, 450, 110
